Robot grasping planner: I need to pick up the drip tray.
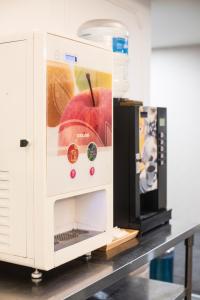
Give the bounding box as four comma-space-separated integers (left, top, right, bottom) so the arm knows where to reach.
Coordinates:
140, 211, 157, 220
54, 229, 102, 251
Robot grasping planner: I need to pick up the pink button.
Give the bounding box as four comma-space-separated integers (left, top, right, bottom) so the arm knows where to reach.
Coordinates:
70, 169, 76, 179
90, 167, 95, 176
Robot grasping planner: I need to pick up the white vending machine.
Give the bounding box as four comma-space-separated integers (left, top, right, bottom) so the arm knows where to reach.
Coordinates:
0, 32, 113, 278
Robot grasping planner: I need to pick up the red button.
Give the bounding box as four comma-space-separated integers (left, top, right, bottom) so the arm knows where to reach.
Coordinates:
70, 169, 76, 179
67, 144, 79, 164
90, 167, 95, 176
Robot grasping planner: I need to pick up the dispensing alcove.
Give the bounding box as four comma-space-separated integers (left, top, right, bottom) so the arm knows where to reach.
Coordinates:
54, 190, 107, 251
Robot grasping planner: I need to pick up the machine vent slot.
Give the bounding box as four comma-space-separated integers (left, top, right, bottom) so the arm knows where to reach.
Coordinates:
0, 220, 10, 247
0, 180, 9, 190
0, 171, 9, 197
54, 229, 100, 251
0, 216, 9, 226
0, 171, 10, 248
0, 171, 9, 181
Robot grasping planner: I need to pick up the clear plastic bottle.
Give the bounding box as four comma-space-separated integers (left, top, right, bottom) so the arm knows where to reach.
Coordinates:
78, 19, 129, 98
112, 36, 129, 98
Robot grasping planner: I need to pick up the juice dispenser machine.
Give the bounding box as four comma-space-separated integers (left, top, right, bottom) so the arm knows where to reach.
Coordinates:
114, 100, 171, 234
0, 32, 113, 278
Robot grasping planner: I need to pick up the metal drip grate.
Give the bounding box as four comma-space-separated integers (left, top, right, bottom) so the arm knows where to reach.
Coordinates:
54, 228, 102, 251
55, 229, 89, 244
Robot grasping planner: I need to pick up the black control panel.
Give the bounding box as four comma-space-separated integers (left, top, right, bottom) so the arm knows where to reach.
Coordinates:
157, 114, 167, 166
157, 108, 167, 209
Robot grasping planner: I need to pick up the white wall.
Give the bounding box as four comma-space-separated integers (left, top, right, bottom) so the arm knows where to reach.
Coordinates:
0, 0, 151, 103
152, 0, 200, 48
151, 46, 200, 223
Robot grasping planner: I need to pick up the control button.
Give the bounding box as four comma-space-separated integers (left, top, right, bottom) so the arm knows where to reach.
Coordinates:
90, 167, 95, 176
158, 159, 166, 166
67, 144, 79, 164
159, 145, 165, 152
159, 139, 164, 145
159, 153, 164, 159
160, 132, 164, 138
70, 169, 76, 179
87, 143, 97, 161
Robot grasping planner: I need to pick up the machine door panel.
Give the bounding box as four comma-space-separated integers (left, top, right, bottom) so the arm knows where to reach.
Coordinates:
46, 34, 113, 196
0, 40, 30, 256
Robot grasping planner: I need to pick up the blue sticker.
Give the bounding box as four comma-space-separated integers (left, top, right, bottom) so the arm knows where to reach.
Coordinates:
112, 37, 128, 54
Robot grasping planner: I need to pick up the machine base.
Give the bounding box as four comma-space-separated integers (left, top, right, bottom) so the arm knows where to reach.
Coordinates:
130, 209, 172, 236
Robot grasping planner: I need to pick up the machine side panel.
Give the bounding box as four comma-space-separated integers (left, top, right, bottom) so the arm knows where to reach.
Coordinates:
0, 40, 30, 257
129, 106, 140, 222
114, 105, 130, 228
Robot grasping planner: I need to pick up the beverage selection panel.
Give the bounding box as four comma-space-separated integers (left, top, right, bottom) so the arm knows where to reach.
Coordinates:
157, 112, 167, 166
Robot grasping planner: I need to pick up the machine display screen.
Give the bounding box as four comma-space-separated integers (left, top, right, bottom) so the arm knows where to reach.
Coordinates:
64, 54, 77, 63
159, 118, 165, 127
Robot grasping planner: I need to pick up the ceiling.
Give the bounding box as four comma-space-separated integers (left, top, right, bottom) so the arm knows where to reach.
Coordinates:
152, 0, 200, 48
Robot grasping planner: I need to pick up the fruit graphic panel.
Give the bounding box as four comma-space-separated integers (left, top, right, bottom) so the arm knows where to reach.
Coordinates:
139, 107, 158, 194
47, 61, 112, 155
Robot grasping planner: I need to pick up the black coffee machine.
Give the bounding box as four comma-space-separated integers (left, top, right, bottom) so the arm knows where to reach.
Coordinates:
114, 99, 171, 234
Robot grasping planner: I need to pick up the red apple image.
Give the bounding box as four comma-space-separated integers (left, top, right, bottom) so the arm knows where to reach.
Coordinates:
58, 86, 112, 147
